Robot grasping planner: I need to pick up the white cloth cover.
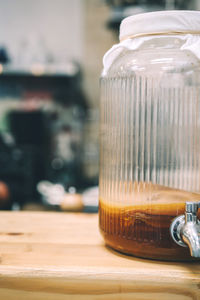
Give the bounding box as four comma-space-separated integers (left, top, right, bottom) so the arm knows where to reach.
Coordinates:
103, 11, 200, 75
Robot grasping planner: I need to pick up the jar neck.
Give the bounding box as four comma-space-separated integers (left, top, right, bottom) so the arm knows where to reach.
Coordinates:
120, 31, 200, 42
132, 35, 191, 50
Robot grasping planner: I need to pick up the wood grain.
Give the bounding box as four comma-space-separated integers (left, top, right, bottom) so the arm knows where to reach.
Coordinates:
0, 212, 199, 299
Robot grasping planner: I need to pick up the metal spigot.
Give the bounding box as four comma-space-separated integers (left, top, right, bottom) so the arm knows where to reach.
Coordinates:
170, 201, 200, 258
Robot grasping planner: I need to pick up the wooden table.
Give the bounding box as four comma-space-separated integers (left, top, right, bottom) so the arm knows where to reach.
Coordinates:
0, 212, 199, 299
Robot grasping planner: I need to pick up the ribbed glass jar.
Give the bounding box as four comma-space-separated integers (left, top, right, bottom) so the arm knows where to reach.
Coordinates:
99, 35, 200, 261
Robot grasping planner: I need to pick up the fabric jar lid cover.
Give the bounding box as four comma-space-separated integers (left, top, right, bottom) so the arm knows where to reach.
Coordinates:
119, 10, 200, 42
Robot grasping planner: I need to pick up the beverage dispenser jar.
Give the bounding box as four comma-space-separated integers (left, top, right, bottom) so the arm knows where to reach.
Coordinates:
99, 11, 200, 261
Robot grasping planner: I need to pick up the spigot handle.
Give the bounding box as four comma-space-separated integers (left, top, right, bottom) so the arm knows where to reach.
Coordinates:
185, 201, 200, 223
185, 202, 199, 214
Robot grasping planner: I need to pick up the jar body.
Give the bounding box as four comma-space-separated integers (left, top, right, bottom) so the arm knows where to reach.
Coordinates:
99, 37, 200, 260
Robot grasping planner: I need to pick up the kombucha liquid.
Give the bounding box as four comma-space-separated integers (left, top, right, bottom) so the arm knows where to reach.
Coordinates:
99, 182, 200, 261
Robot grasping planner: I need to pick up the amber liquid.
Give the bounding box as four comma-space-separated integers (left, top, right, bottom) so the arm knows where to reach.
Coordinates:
99, 183, 200, 261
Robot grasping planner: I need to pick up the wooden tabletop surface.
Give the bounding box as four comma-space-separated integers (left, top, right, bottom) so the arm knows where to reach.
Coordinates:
0, 211, 199, 300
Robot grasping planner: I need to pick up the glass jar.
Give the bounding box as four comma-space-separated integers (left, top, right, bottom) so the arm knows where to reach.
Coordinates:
99, 11, 200, 261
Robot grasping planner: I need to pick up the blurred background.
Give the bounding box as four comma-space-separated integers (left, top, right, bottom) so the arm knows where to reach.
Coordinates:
0, 0, 199, 212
